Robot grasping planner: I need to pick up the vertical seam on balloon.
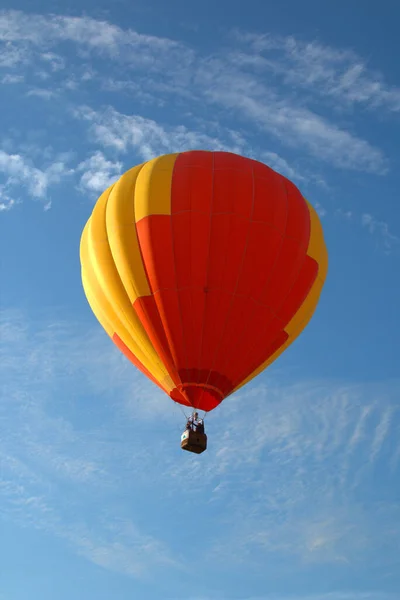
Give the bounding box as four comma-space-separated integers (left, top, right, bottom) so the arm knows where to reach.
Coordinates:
233, 195, 313, 388
198, 159, 235, 392
196, 152, 215, 388
187, 161, 195, 385
212, 166, 236, 360
168, 159, 190, 390
198, 161, 257, 407
216, 170, 290, 386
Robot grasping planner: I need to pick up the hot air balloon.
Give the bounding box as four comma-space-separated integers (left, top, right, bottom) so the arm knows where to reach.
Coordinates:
80, 151, 328, 454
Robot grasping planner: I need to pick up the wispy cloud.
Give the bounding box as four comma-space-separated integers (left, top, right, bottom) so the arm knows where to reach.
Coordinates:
4, 9, 399, 117
0, 10, 186, 68
361, 213, 400, 253
348, 405, 373, 448
77, 151, 122, 193
0, 308, 181, 577
197, 63, 387, 173
0, 9, 394, 180
1, 308, 399, 579
370, 407, 394, 462
75, 105, 243, 158
1, 472, 179, 578
26, 87, 58, 99
0, 186, 18, 211
334, 208, 399, 254
197, 381, 400, 568
75, 105, 305, 181
1, 73, 24, 83
0, 149, 73, 209
0, 40, 29, 68
231, 31, 400, 112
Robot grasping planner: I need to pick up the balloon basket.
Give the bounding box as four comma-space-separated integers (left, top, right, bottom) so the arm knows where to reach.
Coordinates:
180, 429, 207, 454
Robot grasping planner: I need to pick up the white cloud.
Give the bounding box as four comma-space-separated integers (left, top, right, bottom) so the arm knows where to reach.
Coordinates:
0, 150, 48, 196
77, 151, 122, 193
26, 87, 57, 99
76, 105, 234, 159
0, 41, 29, 67
1, 73, 24, 83
0, 185, 19, 211
336, 208, 353, 220
40, 51, 65, 71
315, 202, 327, 217
55, 518, 181, 578
348, 405, 373, 448
0, 10, 186, 66
261, 151, 305, 182
0, 149, 73, 208
334, 209, 399, 254
3, 9, 399, 119
231, 32, 400, 112
361, 213, 399, 253
200, 71, 387, 174
75, 105, 304, 182
370, 408, 394, 462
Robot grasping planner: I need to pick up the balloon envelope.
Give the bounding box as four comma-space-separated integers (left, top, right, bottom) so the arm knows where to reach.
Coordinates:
80, 151, 328, 412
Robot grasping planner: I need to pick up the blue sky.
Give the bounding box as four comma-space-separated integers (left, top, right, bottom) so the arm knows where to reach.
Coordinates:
0, 1, 399, 599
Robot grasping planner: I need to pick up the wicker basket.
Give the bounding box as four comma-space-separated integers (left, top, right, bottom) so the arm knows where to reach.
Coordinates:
181, 429, 207, 454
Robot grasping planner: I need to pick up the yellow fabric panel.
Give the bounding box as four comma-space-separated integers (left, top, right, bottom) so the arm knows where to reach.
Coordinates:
105, 164, 151, 302
81, 216, 138, 348
305, 199, 328, 281
80, 188, 174, 392
284, 199, 328, 338
134, 153, 178, 221
232, 199, 328, 393
81, 227, 115, 340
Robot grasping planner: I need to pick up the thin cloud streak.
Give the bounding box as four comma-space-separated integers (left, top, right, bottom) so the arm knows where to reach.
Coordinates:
198, 68, 387, 174
333, 209, 399, 254
0, 10, 188, 67
361, 213, 400, 254
231, 31, 400, 112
